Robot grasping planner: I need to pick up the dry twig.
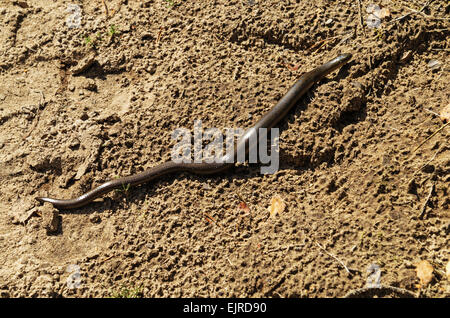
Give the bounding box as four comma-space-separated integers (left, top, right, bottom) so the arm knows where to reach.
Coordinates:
226, 257, 235, 267
315, 242, 353, 275
357, 0, 365, 34
344, 285, 417, 298
23, 91, 45, 140
411, 146, 441, 178
390, 0, 435, 23
419, 183, 435, 219
411, 121, 450, 154
101, 0, 109, 18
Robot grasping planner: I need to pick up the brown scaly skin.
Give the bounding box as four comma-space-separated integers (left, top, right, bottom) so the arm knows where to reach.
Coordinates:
36, 53, 352, 209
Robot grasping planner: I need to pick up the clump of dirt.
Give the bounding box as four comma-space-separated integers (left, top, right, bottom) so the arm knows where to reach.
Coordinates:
0, 0, 448, 298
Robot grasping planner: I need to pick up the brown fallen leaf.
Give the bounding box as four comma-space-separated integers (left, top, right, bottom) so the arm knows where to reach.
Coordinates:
415, 260, 434, 287
284, 63, 301, 72
440, 104, 450, 123
238, 201, 250, 214
267, 195, 286, 218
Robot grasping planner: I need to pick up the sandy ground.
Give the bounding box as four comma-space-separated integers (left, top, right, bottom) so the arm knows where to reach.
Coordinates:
0, 0, 449, 298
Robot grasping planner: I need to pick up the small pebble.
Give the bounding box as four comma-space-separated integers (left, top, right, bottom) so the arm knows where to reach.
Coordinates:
403, 260, 414, 268
427, 59, 441, 71
83, 79, 97, 92
41, 203, 60, 235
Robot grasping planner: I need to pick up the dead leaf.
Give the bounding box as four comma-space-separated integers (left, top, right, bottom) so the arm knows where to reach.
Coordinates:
415, 260, 434, 287
440, 104, 450, 123
238, 201, 250, 213
284, 63, 301, 71
267, 195, 286, 218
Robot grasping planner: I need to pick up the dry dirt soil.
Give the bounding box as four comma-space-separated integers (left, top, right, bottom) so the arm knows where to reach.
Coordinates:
0, 0, 449, 298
